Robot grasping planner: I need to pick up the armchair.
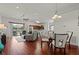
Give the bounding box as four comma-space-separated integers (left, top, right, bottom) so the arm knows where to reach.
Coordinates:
24, 31, 38, 41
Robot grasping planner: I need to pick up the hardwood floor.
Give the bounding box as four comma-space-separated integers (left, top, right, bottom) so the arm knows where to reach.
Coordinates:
2, 37, 79, 55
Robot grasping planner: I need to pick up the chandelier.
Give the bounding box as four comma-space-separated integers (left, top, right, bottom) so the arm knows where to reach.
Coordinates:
52, 3, 62, 20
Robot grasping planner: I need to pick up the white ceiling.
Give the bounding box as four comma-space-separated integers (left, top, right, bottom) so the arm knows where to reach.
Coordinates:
0, 3, 79, 23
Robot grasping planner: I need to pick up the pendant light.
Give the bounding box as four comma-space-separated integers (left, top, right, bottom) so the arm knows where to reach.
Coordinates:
52, 3, 62, 20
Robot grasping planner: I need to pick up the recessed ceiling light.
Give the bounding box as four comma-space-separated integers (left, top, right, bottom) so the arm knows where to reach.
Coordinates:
16, 6, 19, 9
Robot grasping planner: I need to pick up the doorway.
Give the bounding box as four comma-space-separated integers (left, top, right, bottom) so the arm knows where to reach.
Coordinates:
10, 22, 25, 36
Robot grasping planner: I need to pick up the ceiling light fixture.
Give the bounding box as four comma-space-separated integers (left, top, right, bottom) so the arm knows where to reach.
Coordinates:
52, 3, 62, 20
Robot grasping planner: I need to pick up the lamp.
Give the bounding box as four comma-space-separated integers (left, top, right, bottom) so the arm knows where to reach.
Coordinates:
52, 3, 62, 20
0, 24, 7, 29
0, 18, 7, 29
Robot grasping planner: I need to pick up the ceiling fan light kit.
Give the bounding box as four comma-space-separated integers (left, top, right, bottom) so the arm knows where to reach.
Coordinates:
52, 3, 62, 20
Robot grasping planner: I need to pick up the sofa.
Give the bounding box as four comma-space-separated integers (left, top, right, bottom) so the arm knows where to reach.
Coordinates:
24, 31, 38, 41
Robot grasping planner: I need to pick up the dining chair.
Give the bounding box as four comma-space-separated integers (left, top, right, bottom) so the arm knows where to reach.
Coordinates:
66, 31, 73, 48
48, 31, 55, 48
40, 31, 55, 48
52, 33, 68, 54
48, 31, 55, 39
40, 31, 49, 48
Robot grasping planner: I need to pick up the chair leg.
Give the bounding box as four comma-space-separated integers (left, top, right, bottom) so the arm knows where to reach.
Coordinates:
48, 42, 50, 47
69, 43, 71, 48
54, 47, 56, 54
68, 41, 71, 48
51, 43, 53, 48
64, 48, 66, 54
48, 42, 52, 48
41, 41, 42, 48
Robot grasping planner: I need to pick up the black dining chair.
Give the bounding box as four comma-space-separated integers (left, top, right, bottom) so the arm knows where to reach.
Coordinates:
52, 33, 68, 54
66, 31, 73, 48
48, 31, 55, 48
